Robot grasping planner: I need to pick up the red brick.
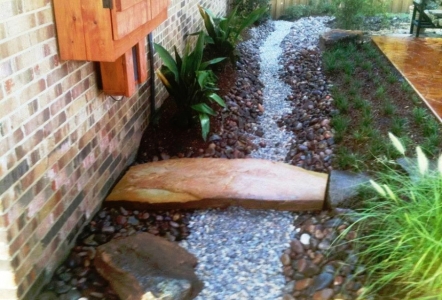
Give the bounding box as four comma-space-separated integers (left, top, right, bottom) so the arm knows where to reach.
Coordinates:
0, 33, 30, 58
0, 23, 6, 40
14, 46, 45, 72
18, 79, 46, 105
5, 12, 36, 38
0, 0, 23, 19
29, 24, 55, 45
46, 64, 68, 87
38, 83, 63, 108
22, 0, 50, 12
0, 59, 14, 80
3, 68, 34, 95
23, 107, 50, 135
35, 7, 53, 25
36, 190, 60, 224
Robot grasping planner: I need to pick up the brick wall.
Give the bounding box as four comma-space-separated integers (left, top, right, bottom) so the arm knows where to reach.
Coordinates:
0, 0, 228, 299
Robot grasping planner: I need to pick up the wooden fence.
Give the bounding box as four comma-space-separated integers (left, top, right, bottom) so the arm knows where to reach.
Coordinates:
271, 0, 414, 19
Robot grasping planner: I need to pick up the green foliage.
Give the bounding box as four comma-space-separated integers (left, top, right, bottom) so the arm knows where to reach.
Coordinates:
390, 116, 407, 137
382, 100, 395, 116
283, 5, 312, 20
412, 107, 427, 124
282, 0, 336, 20
339, 134, 442, 299
422, 117, 440, 137
334, 92, 349, 113
331, 0, 389, 29
196, 5, 267, 62
154, 32, 226, 140
231, 0, 270, 23
332, 114, 350, 134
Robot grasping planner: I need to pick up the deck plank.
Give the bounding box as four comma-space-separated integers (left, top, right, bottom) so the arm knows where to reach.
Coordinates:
372, 35, 442, 122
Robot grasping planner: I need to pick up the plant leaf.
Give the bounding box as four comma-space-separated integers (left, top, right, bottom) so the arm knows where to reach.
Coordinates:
416, 146, 429, 175
192, 103, 216, 116
438, 153, 442, 176
388, 132, 405, 155
199, 113, 210, 141
200, 57, 226, 70
156, 70, 172, 89
197, 71, 209, 88
154, 43, 179, 82
233, 6, 267, 41
383, 184, 397, 202
208, 93, 226, 107
174, 46, 182, 70
370, 179, 386, 197
198, 5, 217, 38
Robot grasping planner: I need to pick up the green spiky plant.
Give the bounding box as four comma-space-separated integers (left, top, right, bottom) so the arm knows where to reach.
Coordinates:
339, 133, 442, 299
195, 5, 267, 62
154, 32, 226, 140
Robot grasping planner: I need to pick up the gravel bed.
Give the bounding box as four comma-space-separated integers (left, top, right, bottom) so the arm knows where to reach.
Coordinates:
180, 207, 294, 300
248, 21, 294, 161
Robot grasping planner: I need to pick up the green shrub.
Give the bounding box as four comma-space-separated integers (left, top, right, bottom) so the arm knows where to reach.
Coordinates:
340, 133, 442, 299
283, 5, 312, 20
195, 5, 267, 62
282, 0, 336, 20
331, 0, 389, 29
154, 32, 226, 140
231, 0, 270, 23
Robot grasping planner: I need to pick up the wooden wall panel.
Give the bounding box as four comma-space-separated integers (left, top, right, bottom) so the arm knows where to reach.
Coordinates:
80, 0, 114, 61
52, 1, 87, 60
111, 0, 150, 40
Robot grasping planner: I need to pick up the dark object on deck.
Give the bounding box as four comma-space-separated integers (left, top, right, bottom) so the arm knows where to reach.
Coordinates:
410, 0, 442, 37
319, 29, 364, 51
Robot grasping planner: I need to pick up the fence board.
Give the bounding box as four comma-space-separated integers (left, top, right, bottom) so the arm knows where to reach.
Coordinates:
270, 0, 414, 19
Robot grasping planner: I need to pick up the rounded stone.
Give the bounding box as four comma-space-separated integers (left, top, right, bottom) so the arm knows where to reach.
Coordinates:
37, 291, 58, 300
313, 288, 334, 300
300, 233, 311, 245
280, 253, 291, 266
313, 272, 334, 291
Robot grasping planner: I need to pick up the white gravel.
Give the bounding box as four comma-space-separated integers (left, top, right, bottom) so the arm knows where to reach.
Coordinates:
180, 207, 294, 299
179, 17, 332, 300
250, 20, 294, 161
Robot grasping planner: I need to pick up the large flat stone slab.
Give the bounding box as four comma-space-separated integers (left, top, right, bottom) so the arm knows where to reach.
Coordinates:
106, 158, 327, 211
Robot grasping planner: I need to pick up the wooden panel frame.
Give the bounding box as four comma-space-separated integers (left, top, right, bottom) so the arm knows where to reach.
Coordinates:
111, 0, 151, 41
52, 1, 87, 61
100, 47, 136, 97
53, 0, 169, 61
115, 0, 145, 11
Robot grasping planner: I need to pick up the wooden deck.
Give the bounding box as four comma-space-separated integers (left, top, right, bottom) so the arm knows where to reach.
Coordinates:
372, 35, 442, 122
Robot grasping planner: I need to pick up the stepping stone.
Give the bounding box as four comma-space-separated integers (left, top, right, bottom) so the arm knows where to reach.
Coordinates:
106, 158, 327, 211
319, 29, 364, 50
94, 233, 202, 300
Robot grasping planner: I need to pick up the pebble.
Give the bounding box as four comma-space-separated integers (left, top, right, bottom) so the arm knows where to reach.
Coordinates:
300, 233, 311, 245
313, 272, 334, 291
313, 288, 334, 300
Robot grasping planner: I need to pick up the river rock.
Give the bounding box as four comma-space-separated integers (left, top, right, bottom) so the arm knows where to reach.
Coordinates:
326, 170, 370, 208
94, 233, 203, 300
